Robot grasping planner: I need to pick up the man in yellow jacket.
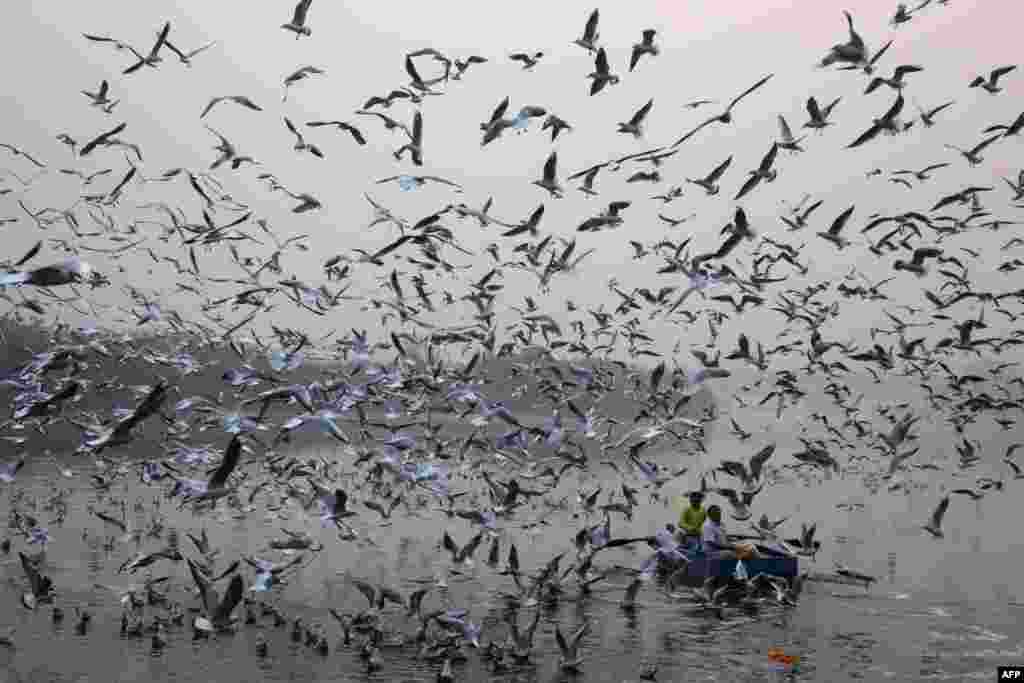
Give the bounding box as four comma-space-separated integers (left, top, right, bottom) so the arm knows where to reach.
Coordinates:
677, 491, 706, 546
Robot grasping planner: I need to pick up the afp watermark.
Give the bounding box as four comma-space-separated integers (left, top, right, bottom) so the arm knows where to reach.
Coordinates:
998, 666, 1024, 680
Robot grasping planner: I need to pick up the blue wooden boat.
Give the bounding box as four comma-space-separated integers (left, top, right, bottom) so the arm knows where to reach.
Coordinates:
658, 549, 799, 588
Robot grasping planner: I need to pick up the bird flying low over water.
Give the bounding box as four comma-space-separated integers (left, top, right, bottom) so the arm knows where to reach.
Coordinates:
0, 258, 94, 287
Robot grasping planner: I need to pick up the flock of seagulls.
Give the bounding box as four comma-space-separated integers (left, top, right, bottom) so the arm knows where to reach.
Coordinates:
0, 1, 1022, 680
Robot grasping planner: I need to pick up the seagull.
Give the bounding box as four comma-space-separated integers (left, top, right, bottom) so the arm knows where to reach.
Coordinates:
865, 65, 923, 94
630, 30, 659, 72
804, 96, 841, 131
164, 39, 217, 66
188, 562, 243, 632
891, 163, 949, 183
281, 0, 313, 38
282, 66, 325, 100
847, 94, 905, 148
970, 65, 1017, 93
199, 96, 262, 119
687, 156, 732, 196
587, 48, 620, 96
284, 117, 324, 158
509, 52, 544, 70
893, 246, 942, 275
122, 21, 171, 75
816, 205, 855, 249
617, 99, 654, 138
776, 115, 806, 152
672, 74, 773, 147
944, 134, 1001, 166
306, 120, 366, 146
573, 9, 600, 53
555, 620, 591, 672
735, 142, 779, 200
442, 530, 484, 565
451, 55, 487, 80
375, 174, 462, 192
541, 114, 573, 141
533, 151, 563, 198
983, 111, 1024, 138
286, 192, 322, 214
781, 199, 823, 231
206, 126, 256, 170
80, 122, 127, 157
355, 111, 411, 137
81, 80, 116, 109
917, 100, 954, 127
820, 11, 867, 68
922, 495, 949, 538
578, 201, 631, 232
186, 435, 243, 503
393, 111, 423, 166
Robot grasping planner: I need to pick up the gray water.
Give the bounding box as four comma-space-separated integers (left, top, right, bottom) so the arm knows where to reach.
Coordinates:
1, 431, 1022, 683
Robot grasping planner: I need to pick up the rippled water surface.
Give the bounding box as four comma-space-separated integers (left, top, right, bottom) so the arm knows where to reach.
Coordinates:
2, 432, 1023, 683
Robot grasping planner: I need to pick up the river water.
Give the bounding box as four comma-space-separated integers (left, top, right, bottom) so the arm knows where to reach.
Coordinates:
1, 420, 1022, 683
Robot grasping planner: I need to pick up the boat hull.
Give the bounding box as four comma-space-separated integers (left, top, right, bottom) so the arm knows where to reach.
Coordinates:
660, 554, 799, 587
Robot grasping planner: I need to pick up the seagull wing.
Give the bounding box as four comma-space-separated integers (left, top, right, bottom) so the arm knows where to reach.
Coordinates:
727, 74, 773, 112
707, 155, 733, 182
931, 495, 949, 529
292, 0, 312, 26
969, 134, 1002, 156
734, 174, 761, 201
208, 435, 241, 489
847, 123, 881, 149
829, 206, 855, 235
806, 97, 823, 121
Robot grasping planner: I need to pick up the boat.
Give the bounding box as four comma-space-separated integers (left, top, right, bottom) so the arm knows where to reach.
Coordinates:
657, 544, 800, 588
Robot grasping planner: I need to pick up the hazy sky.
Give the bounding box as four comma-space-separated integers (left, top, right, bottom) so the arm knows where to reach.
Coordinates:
1, 0, 1022, 361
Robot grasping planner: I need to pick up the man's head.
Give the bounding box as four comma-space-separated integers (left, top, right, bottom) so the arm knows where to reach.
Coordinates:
689, 491, 705, 507
706, 504, 722, 523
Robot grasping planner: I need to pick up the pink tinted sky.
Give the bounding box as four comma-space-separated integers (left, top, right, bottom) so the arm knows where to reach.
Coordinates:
0, 0, 1021, 350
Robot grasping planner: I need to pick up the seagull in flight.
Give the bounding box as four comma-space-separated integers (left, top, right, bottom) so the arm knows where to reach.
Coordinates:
803, 96, 841, 131
617, 99, 654, 138
533, 151, 563, 198
687, 156, 732, 196
200, 95, 262, 120
306, 120, 366, 146
672, 74, 773, 147
284, 117, 324, 158
734, 143, 779, 200
922, 495, 949, 538
393, 111, 424, 166
819, 11, 867, 68
81, 80, 117, 110
573, 9, 600, 53
122, 21, 171, 75
281, 0, 313, 38
847, 94, 905, 148
587, 48, 620, 96
944, 134, 1001, 166
970, 65, 1017, 93
629, 30, 659, 72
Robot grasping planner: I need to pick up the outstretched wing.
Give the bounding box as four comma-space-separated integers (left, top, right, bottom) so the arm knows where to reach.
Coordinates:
727, 74, 773, 112
208, 435, 241, 489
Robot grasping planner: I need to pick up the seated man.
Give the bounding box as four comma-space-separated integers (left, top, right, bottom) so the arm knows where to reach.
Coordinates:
677, 491, 706, 547
701, 504, 738, 559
